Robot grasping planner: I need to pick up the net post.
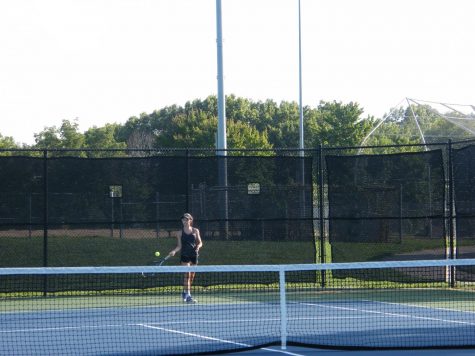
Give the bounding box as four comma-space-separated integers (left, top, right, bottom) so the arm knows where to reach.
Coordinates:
279, 268, 287, 350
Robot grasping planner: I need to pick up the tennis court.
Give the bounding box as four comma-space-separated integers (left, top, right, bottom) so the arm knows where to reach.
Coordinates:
239, 346, 475, 355
1, 260, 475, 355
2, 296, 475, 355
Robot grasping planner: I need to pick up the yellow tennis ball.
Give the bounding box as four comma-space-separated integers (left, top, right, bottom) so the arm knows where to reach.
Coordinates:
154, 251, 161, 257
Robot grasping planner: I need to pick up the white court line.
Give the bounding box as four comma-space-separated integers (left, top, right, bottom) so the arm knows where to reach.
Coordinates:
0, 300, 271, 316
0, 302, 238, 315
0, 324, 127, 333
148, 315, 369, 326
298, 302, 475, 326
0, 314, 372, 334
139, 324, 305, 356
0, 322, 306, 355
366, 299, 475, 315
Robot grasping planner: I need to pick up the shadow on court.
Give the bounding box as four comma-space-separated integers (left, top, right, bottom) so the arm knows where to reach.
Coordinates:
233, 346, 475, 355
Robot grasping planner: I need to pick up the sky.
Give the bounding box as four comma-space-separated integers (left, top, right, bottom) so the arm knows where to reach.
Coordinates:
0, 0, 474, 145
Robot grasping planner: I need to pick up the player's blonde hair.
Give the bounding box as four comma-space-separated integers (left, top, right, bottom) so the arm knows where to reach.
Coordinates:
181, 213, 193, 221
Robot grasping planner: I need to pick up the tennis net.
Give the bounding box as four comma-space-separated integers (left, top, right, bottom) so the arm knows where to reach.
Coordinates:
1, 259, 475, 355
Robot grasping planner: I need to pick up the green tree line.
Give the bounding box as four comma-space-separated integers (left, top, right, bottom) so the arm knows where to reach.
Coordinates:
1, 95, 467, 151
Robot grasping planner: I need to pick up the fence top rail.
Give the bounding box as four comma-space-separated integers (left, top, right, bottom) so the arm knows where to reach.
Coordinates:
1, 139, 474, 154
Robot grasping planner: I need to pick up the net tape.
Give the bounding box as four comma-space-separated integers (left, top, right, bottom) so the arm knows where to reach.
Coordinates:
2, 258, 474, 275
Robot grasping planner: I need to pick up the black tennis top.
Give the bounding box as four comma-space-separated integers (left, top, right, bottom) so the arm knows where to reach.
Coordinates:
181, 229, 197, 257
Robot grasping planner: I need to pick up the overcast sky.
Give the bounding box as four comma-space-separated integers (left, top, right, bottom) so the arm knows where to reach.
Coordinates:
1, 0, 474, 144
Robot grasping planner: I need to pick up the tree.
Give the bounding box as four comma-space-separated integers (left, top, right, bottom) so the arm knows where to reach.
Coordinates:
152, 107, 216, 148
34, 126, 62, 148
265, 101, 300, 148
84, 123, 127, 157
34, 119, 85, 151
306, 101, 374, 148
0, 134, 19, 149
126, 129, 156, 156
60, 119, 85, 148
227, 120, 273, 153
0, 134, 20, 155
118, 96, 379, 151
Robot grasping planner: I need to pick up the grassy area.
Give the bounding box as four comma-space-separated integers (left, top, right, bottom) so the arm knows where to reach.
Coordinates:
330, 238, 450, 262
0, 236, 316, 267
1, 234, 473, 301
2, 231, 471, 267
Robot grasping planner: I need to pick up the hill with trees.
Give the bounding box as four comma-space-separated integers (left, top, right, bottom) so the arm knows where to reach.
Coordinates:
1, 95, 471, 151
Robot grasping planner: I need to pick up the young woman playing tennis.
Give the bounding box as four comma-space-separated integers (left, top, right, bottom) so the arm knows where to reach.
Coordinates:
168, 213, 203, 303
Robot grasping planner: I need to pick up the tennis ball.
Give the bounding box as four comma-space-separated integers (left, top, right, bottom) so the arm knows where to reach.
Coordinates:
154, 251, 161, 257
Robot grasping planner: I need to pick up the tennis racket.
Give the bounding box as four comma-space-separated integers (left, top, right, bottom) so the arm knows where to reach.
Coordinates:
155, 254, 171, 266
141, 254, 172, 277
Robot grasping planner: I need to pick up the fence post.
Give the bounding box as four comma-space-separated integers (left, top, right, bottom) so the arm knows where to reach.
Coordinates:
318, 145, 326, 287
28, 193, 32, 238
110, 196, 114, 238
42, 149, 48, 296
399, 184, 403, 242
119, 197, 123, 239
42, 149, 48, 268
155, 192, 160, 239
448, 140, 456, 288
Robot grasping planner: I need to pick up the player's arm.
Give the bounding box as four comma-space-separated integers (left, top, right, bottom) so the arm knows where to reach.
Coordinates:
194, 228, 203, 253
169, 232, 182, 256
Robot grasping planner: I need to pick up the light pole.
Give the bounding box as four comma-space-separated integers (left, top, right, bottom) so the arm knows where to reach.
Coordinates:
216, 0, 229, 238
298, 0, 307, 221
216, 0, 226, 156
298, 0, 304, 156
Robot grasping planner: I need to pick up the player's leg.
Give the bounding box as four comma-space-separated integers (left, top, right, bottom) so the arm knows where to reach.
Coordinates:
189, 255, 198, 287
182, 256, 197, 303
181, 259, 191, 301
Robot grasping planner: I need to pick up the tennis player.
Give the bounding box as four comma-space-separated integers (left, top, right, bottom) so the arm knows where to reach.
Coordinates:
168, 213, 203, 303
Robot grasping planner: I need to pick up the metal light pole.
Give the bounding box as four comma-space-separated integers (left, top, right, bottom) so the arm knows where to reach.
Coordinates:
216, 0, 229, 238
216, 0, 226, 156
298, 0, 304, 156
298, 0, 307, 220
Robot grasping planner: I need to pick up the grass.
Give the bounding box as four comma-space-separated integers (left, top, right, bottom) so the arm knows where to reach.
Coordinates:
330, 238, 451, 262
1, 231, 472, 267
0, 236, 316, 267
1, 233, 474, 304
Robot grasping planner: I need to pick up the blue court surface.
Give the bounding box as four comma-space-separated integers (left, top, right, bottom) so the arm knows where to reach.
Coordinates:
1, 291, 475, 356
235, 346, 475, 355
